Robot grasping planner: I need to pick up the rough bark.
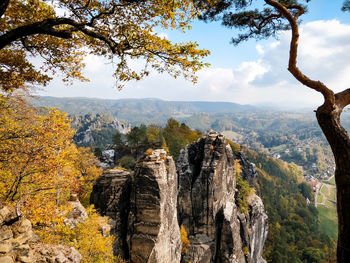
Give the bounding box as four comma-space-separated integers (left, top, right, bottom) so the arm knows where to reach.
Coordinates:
316, 105, 350, 262
265, 1, 350, 261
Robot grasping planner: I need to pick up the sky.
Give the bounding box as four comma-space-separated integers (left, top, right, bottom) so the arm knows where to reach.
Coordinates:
37, 0, 350, 109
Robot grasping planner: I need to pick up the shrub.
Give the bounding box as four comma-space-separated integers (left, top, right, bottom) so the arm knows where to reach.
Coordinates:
180, 225, 191, 255
234, 160, 254, 215
119, 155, 136, 170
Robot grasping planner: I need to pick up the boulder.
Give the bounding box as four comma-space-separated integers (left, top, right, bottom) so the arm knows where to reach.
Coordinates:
0, 206, 81, 263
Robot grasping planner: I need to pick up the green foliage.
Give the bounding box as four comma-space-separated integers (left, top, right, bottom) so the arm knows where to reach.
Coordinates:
113, 131, 123, 147
163, 118, 201, 161
243, 148, 337, 262
298, 182, 314, 202
118, 155, 136, 171
234, 160, 253, 215
198, 0, 309, 45
126, 124, 148, 147
227, 139, 240, 156
94, 147, 102, 158
147, 125, 163, 144
120, 118, 200, 162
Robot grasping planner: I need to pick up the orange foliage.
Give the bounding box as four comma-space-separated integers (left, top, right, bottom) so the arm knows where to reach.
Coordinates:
180, 224, 191, 255
0, 95, 101, 225
0, 0, 210, 91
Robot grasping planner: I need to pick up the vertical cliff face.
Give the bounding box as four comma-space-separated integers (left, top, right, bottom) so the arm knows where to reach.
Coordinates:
91, 132, 268, 263
91, 150, 181, 263
177, 131, 268, 263
90, 169, 132, 259
128, 149, 181, 263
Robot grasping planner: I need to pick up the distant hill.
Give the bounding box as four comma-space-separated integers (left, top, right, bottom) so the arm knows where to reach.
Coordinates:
32, 97, 255, 125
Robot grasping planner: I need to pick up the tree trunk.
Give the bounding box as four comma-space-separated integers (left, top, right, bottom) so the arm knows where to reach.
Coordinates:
316, 104, 350, 262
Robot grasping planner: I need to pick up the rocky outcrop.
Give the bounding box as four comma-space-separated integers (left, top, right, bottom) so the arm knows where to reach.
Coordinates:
90, 132, 268, 263
90, 169, 132, 259
237, 152, 259, 188
177, 131, 268, 263
71, 113, 131, 146
128, 149, 181, 263
91, 151, 182, 262
64, 194, 88, 228
0, 206, 81, 263
237, 195, 268, 263
99, 146, 116, 169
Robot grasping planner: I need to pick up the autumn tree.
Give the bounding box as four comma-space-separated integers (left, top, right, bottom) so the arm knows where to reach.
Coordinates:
0, 0, 211, 92
200, 0, 350, 261
163, 118, 201, 160
0, 95, 101, 225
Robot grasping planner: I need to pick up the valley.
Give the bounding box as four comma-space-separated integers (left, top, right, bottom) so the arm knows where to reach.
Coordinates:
34, 96, 342, 249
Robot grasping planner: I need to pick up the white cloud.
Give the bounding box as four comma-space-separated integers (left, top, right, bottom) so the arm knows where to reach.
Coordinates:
38, 19, 350, 109
84, 54, 106, 73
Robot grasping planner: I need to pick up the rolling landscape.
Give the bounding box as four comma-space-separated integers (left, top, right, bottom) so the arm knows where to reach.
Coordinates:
34, 96, 342, 246
2, 0, 350, 262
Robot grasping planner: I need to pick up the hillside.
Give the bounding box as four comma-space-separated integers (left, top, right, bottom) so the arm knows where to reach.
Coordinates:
35, 96, 341, 244
32, 97, 255, 125
239, 147, 336, 262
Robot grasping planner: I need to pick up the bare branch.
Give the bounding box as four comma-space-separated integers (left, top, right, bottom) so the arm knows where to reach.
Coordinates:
335, 89, 350, 110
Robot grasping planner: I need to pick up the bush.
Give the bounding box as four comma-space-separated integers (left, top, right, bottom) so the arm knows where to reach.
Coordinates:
234, 160, 253, 215
180, 225, 191, 255
119, 155, 136, 170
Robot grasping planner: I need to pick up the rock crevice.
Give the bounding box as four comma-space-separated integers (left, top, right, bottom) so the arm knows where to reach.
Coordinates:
177, 131, 268, 263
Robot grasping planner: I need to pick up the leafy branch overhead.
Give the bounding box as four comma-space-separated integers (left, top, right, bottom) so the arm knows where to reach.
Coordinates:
0, 0, 211, 91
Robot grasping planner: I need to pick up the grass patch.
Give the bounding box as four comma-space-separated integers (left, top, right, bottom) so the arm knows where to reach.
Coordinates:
329, 187, 336, 201
270, 144, 287, 153
317, 205, 338, 240
323, 176, 335, 185
320, 185, 328, 196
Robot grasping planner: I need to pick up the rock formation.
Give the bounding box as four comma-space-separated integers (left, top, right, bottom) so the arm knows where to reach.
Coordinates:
177, 131, 268, 263
90, 168, 132, 259
128, 149, 181, 263
91, 151, 182, 263
91, 132, 268, 263
70, 113, 131, 146
0, 206, 81, 263
237, 152, 259, 188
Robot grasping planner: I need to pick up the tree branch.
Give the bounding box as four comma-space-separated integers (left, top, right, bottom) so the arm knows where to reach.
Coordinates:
335, 89, 350, 110
265, 0, 335, 109
0, 0, 10, 19
0, 16, 124, 55
0, 18, 76, 50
